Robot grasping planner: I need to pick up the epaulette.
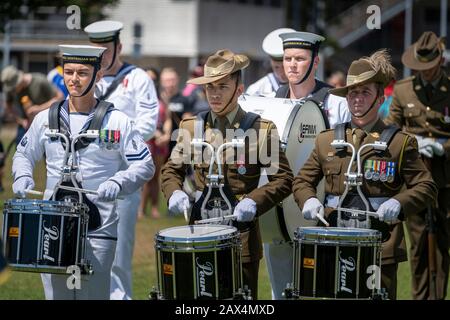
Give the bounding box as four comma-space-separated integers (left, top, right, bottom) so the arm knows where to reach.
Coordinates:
395, 75, 415, 85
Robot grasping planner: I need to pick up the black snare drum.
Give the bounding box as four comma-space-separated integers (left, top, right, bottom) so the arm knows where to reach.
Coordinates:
2, 199, 90, 274
155, 225, 242, 300
292, 227, 382, 299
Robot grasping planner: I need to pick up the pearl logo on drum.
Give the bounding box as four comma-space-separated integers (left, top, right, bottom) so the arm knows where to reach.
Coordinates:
339, 252, 356, 294
42, 223, 60, 263
298, 123, 317, 143
196, 258, 214, 297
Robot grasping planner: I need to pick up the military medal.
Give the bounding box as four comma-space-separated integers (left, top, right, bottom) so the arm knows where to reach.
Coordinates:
386, 162, 395, 183
372, 160, 380, 181
364, 159, 373, 180
380, 161, 387, 182
237, 154, 246, 175
100, 129, 120, 149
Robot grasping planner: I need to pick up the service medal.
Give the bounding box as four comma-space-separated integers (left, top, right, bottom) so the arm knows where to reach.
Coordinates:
372, 171, 380, 181
238, 165, 246, 175
365, 170, 373, 180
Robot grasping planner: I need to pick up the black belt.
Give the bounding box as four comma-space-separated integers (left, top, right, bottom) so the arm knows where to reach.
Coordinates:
87, 235, 118, 241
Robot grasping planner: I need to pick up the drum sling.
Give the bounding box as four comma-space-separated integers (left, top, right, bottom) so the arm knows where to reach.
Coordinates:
328, 123, 401, 241
48, 100, 114, 231
190, 110, 260, 232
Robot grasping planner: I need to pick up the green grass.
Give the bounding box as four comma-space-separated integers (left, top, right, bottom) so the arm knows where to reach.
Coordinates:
0, 124, 448, 300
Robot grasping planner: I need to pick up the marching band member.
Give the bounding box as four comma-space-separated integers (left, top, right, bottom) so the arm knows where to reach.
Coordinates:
11, 44, 154, 299
161, 49, 293, 299
293, 49, 437, 299
246, 28, 295, 97
84, 20, 159, 300
385, 31, 449, 300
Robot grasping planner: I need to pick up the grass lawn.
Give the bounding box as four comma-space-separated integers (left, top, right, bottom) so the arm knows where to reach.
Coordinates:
0, 124, 448, 300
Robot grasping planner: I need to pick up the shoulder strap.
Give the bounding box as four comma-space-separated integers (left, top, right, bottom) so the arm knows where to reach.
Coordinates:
239, 112, 260, 132
194, 110, 209, 141
275, 84, 289, 98
48, 100, 66, 141
74, 101, 114, 151
379, 124, 401, 147
334, 122, 349, 151
307, 81, 332, 107
97, 64, 136, 101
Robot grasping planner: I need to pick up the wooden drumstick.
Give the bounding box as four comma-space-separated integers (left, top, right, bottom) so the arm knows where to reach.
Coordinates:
317, 215, 330, 227
195, 215, 236, 225
25, 189, 44, 196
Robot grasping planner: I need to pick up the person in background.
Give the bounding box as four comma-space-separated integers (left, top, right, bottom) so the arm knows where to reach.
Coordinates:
246, 28, 295, 97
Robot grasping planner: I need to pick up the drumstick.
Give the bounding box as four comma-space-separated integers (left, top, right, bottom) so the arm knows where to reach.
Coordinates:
25, 189, 44, 196
194, 214, 236, 225
183, 207, 189, 223
338, 207, 379, 218
55, 185, 124, 200
317, 215, 330, 227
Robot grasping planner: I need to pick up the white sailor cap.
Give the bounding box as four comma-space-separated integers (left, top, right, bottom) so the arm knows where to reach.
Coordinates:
59, 45, 106, 65
279, 31, 325, 50
84, 20, 123, 43
262, 28, 296, 60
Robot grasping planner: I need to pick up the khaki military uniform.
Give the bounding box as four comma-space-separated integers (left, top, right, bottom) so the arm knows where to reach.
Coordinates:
293, 119, 437, 299
385, 74, 450, 299
161, 106, 293, 299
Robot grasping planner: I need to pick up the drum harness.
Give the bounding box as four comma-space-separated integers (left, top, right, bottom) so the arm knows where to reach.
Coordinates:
329, 123, 400, 239
44, 99, 115, 233
190, 110, 259, 233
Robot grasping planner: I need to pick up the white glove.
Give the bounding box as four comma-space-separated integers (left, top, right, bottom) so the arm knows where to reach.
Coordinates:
12, 176, 35, 198
168, 190, 190, 215
376, 198, 401, 222
417, 138, 435, 158
302, 197, 324, 221
97, 180, 121, 202
233, 198, 257, 222
430, 141, 445, 157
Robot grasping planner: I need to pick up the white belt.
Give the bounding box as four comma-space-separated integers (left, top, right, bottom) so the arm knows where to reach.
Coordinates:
325, 194, 389, 210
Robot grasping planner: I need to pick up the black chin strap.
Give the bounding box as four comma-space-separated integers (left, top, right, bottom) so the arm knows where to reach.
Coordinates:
351, 94, 379, 119
294, 45, 320, 85
105, 38, 118, 71
216, 77, 239, 115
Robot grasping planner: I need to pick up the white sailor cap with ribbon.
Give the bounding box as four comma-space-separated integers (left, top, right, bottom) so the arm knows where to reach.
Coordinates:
59, 45, 106, 65
262, 28, 295, 60
59, 45, 106, 97
279, 31, 325, 51
84, 20, 123, 43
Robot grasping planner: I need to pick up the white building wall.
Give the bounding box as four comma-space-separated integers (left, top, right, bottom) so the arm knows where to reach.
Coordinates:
104, 0, 198, 57
198, 2, 284, 59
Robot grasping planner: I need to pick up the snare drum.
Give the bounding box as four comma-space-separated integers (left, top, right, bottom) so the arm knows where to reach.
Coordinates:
155, 225, 242, 300
2, 199, 90, 274
239, 95, 328, 242
292, 227, 382, 299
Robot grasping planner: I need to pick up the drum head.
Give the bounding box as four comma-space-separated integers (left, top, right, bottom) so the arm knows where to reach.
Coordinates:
297, 226, 382, 243
156, 225, 238, 243
239, 96, 328, 242
282, 100, 328, 240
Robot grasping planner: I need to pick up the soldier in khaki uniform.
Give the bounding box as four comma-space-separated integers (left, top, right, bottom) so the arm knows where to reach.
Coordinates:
161, 49, 293, 299
293, 49, 437, 299
385, 31, 450, 300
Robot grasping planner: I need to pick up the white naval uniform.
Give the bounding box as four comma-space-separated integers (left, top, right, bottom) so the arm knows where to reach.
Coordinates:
264, 91, 351, 299
12, 107, 155, 300
96, 64, 158, 300
245, 73, 282, 97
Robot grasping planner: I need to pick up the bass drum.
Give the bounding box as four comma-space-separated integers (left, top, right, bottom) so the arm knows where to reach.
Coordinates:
238, 95, 329, 243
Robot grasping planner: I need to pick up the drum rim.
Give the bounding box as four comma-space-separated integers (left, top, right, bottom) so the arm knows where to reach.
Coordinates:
155, 225, 239, 243
296, 226, 382, 241
5, 198, 88, 207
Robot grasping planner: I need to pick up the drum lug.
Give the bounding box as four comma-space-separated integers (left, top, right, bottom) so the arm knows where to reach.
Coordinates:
148, 286, 163, 300
233, 286, 252, 300
283, 283, 298, 300
372, 288, 389, 300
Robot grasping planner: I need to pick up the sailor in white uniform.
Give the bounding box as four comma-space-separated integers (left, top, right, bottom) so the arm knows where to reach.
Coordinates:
84, 20, 159, 300
246, 28, 295, 97
11, 45, 155, 300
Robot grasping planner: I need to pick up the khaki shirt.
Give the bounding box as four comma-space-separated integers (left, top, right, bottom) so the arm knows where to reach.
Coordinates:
161, 106, 293, 262
293, 119, 437, 263
385, 73, 450, 188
